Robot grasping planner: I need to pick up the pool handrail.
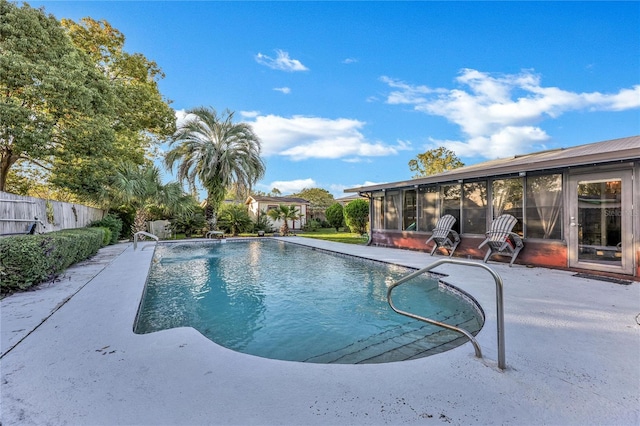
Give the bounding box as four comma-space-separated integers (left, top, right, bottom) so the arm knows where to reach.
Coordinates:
387, 258, 506, 370
133, 231, 159, 250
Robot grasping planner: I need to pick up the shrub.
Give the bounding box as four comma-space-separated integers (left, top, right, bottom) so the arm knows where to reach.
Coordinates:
0, 227, 106, 293
91, 214, 123, 244
252, 209, 273, 233
172, 209, 206, 238
344, 199, 369, 235
217, 203, 252, 236
99, 227, 112, 246
303, 219, 322, 232
325, 203, 345, 231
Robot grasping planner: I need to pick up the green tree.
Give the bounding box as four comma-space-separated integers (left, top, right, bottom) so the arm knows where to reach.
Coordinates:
109, 162, 194, 238
55, 17, 176, 200
0, 0, 115, 192
292, 188, 334, 220
165, 107, 266, 226
217, 203, 252, 236
267, 204, 301, 236
344, 199, 369, 235
408, 147, 464, 178
61, 18, 175, 145
325, 203, 345, 231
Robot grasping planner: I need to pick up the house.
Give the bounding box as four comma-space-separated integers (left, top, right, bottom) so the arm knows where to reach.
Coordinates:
244, 195, 310, 231
334, 194, 367, 206
345, 135, 640, 277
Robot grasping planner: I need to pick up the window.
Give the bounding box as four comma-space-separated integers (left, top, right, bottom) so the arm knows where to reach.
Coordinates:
492, 178, 523, 235
462, 181, 487, 234
440, 184, 461, 233
418, 186, 438, 232
403, 190, 417, 231
384, 191, 401, 230
371, 194, 384, 230
526, 174, 562, 239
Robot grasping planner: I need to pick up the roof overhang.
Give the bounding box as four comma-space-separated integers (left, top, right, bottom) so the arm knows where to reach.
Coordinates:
345, 136, 640, 194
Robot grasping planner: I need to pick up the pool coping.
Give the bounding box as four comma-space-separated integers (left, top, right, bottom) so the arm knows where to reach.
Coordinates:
2, 237, 639, 425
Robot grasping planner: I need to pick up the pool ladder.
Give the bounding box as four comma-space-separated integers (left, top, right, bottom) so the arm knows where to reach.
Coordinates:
133, 231, 159, 250
387, 258, 506, 370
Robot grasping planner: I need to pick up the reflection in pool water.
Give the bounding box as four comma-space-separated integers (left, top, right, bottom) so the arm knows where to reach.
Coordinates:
135, 240, 483, 364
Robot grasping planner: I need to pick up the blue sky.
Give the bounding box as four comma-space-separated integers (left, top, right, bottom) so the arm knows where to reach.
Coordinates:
31, 1, 640, 198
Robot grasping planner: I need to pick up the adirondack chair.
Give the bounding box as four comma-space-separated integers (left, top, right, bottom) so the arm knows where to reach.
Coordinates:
478, 214, 524, 266
425, 214, 460, 257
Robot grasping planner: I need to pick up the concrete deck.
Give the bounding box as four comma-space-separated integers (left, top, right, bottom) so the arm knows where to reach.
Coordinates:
1, 238, 639, 425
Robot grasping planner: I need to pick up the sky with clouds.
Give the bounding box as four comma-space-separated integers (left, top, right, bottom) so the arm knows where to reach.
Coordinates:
32, 1, 640, 198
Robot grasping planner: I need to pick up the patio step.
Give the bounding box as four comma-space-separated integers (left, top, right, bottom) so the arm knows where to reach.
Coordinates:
304, 310, 481, 364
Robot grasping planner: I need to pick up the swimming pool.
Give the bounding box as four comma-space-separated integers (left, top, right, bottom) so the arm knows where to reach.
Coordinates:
134, 239, 484, 364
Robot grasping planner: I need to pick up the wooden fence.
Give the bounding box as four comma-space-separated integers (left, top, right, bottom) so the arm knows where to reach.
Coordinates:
0, 191, 106, 235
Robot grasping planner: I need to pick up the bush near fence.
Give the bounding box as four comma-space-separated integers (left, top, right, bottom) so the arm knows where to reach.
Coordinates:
0, 227, 108, 294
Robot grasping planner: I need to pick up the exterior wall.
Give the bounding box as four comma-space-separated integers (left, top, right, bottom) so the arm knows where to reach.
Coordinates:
370, 230, 568, 269
0, 191, 105, 235
365, 160, 639, 277
635, 162, 640, 277
246, 199, 308, 230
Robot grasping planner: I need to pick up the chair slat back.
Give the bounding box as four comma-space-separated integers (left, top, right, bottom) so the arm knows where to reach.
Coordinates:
433, 214, 456, 238
489, 214, 517, 242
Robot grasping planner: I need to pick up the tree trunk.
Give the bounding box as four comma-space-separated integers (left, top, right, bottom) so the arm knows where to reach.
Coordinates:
0, 151, 20, 192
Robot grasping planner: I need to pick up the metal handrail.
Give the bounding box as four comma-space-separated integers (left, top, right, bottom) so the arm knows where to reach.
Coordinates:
387, 258, 506, 370
133, 231, 159, 250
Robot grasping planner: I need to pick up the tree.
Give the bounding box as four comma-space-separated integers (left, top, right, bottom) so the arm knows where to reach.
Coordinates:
0, 1, 115, 192
54, 17, 176, 201
292, 188, 334, 220
408, 147, 464, 178
325, 203, 345, 231
344, 199, 369, 235
267, 204, 301, 236
61, 17, 176, 144
165, 107, 266, 226
217, 203, 253, 236
109, 162, 194, 237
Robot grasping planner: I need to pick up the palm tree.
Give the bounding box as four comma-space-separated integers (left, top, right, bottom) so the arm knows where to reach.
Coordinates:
164, 107, 265, 228
111, 162, 194, 237
217, 203, 252, 236
267, 204, 301, 236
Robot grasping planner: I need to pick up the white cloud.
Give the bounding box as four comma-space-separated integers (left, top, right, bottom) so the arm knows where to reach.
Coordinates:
382, 69, 640, 158
268, 178, 316, 194
342, 58, 358, 64
255, 49, 309, 72
273, 87, 291, 94
246, 114, 411, 161
240, 110, 260, 118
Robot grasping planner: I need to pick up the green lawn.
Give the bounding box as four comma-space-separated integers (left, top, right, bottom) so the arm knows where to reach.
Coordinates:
164, 228, 368, 245
296, 228, 368, 245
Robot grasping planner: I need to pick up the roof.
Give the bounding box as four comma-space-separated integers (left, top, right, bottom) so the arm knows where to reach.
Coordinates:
245, 195, 310, 204
345, 135, 640, 193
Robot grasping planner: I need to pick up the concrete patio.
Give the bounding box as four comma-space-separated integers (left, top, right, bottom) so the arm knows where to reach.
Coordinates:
1, 238, 639, 425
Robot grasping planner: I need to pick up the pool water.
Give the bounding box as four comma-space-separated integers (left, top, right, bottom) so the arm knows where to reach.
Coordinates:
134, 239, 483, 364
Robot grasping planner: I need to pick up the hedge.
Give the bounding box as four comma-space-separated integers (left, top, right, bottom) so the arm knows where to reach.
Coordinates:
90, 214, 123, 244
0, 227, 107, 293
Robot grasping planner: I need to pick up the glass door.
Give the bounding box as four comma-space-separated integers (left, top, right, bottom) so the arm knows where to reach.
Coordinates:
568, 171, 633, 274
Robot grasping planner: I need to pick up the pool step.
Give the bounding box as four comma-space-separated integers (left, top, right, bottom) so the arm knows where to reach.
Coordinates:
304, 310, 481, 364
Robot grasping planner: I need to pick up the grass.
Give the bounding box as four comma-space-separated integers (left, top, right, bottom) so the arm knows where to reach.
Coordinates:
296, 228, 368, 245
161, 228, 368, 245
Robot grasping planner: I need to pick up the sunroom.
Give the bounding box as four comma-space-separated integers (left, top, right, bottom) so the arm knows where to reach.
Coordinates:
345, 136, 640, 277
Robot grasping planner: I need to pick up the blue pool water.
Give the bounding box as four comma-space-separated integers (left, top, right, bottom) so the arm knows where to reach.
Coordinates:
134, 239, 483, 364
